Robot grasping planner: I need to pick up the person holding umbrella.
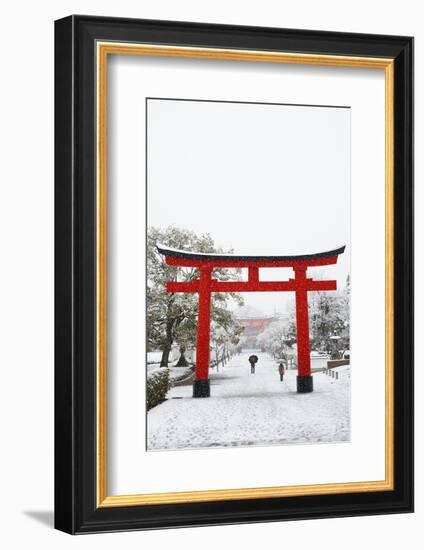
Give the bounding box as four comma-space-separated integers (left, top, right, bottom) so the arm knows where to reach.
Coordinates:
249, 354, 258, 374
249, 355, 258, 374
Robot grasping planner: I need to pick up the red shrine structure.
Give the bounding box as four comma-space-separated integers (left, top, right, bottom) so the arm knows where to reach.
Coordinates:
157, 244, 345, 398
236, 309, 280, 349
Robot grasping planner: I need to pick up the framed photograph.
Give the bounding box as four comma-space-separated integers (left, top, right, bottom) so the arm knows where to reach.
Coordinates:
55, 15, 413, 534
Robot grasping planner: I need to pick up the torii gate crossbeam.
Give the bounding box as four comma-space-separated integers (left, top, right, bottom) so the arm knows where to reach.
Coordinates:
158, 244, 345, 398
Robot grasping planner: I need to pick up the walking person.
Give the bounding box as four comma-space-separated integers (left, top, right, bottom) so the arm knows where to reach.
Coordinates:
278, 362, 285, 381
248, 354, 258, 374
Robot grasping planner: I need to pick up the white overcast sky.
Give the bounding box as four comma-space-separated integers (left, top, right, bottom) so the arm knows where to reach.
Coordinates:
147, 99, 350, 313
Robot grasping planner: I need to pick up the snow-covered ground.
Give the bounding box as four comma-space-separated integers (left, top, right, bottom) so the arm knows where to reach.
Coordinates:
147, 352, 350, 451
147, 351, 163, 364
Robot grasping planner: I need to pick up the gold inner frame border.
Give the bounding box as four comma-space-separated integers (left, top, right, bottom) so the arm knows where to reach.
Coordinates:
96, 42, 394, 508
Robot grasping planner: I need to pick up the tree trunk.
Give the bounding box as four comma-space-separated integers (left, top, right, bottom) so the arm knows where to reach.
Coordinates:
160, 347, 171, 367
160, 320, 174, 367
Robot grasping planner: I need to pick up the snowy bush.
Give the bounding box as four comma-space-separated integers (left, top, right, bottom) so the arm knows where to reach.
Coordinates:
147, 369, 170, 411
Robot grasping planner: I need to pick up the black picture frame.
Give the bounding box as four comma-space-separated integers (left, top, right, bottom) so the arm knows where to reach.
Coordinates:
55, 15, 413, 534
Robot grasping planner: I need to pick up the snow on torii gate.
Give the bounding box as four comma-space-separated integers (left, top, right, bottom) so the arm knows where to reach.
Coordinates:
157, 244, 345, 398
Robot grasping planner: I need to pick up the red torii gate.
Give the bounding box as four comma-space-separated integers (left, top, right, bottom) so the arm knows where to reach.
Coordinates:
157, 244, 345, 398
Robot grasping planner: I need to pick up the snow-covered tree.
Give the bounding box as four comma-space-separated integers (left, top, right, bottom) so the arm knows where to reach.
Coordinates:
210, 318, 243, 371
339, 274, 351, 350
256, 319, 294, 366
285, 273, 350, 357
147, 226, 244, 367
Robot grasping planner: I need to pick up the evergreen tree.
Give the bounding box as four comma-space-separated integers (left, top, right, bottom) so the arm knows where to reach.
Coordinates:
147, 226, 244, 367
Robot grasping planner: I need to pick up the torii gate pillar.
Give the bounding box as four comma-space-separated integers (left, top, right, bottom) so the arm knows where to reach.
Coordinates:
294, 267, 313, 393
193, 267, 212, 398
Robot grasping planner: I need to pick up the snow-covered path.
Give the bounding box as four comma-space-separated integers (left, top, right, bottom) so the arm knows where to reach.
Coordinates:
147, 352, 350, 451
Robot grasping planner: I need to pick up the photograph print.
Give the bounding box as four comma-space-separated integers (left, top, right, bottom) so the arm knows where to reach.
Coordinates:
146, 98, 351, 452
